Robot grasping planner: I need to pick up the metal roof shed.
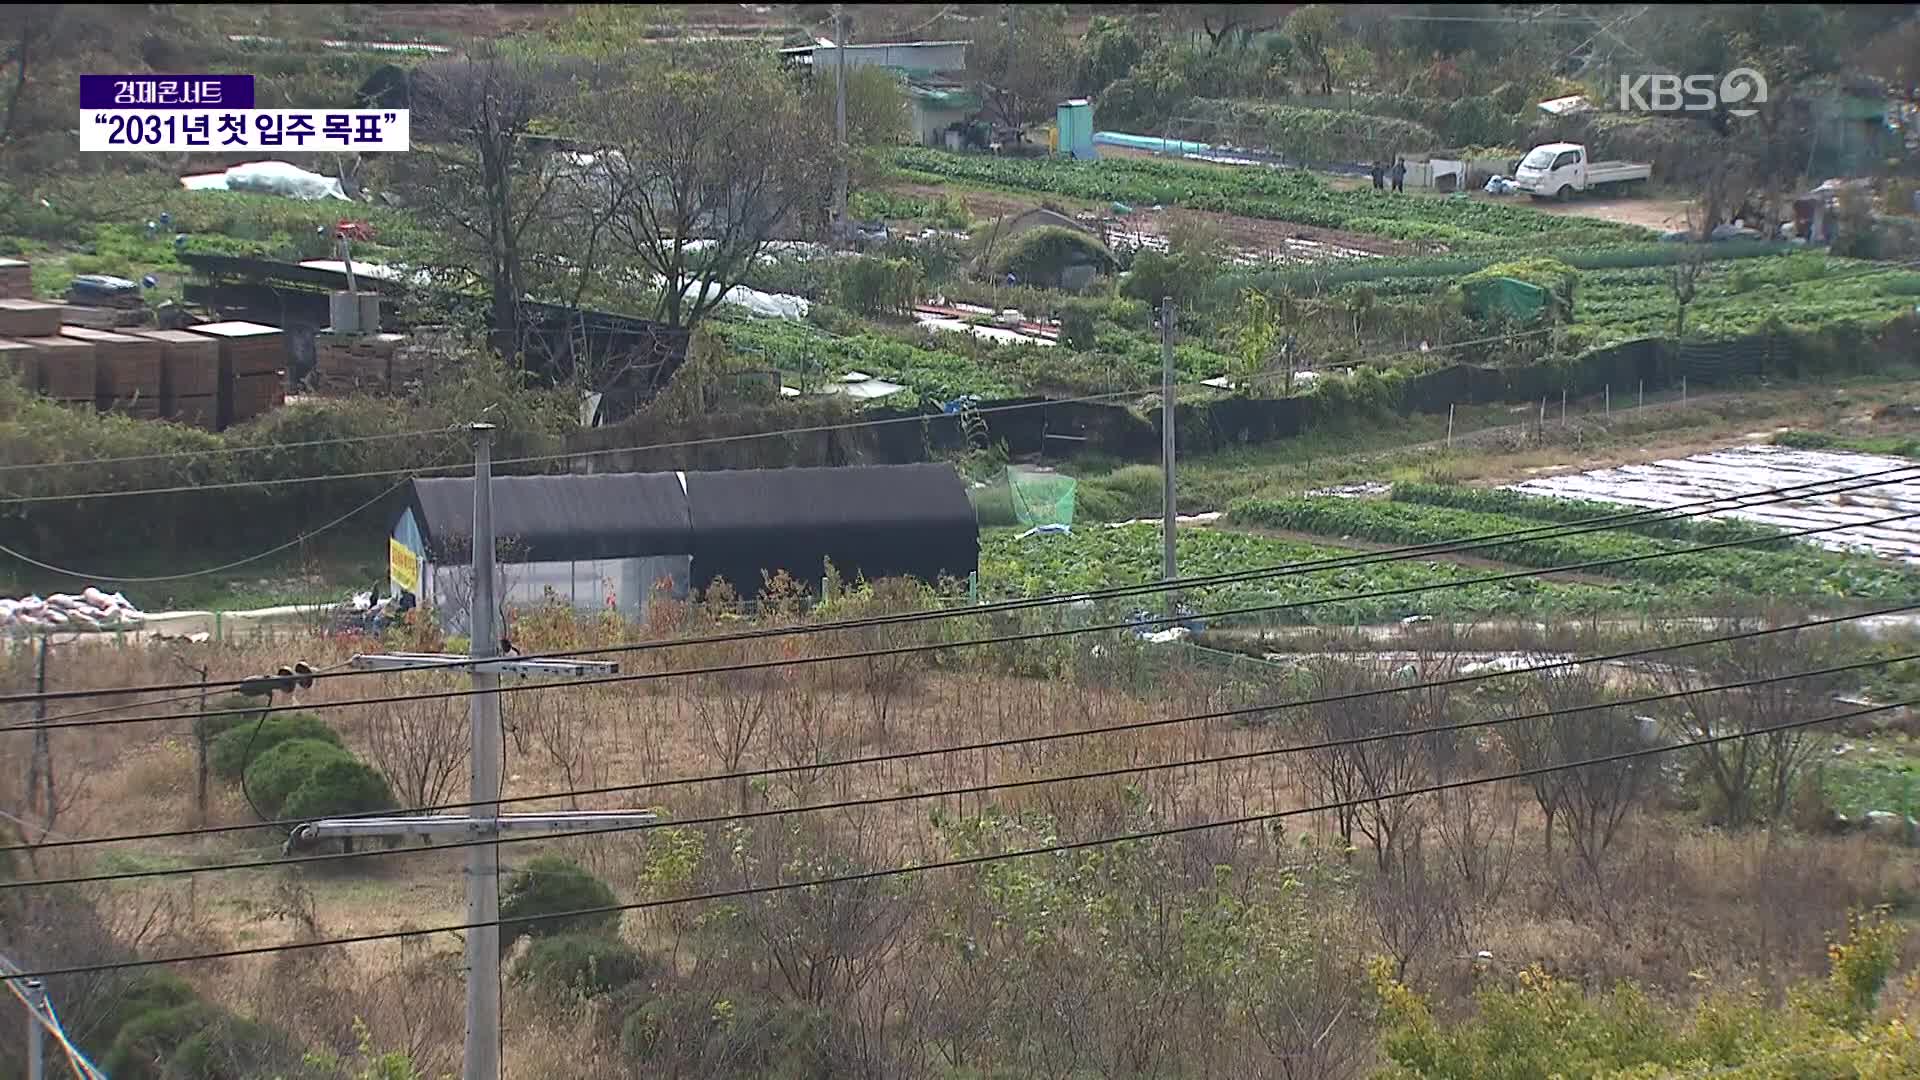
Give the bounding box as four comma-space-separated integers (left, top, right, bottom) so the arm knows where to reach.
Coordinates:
683, 464, 978, 595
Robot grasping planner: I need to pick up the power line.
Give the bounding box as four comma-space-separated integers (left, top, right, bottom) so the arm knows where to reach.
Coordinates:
4, 695, 1906, 983
5, 651, 1900, 889
22, 250, 1911, 510
3, 603, 1906, 856
4, 501, 1915, 731
0, 323, 1561, 507
10, 461, 1916, 707
0, 465, 435, 584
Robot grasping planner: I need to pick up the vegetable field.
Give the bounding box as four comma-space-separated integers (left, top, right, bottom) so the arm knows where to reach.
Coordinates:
1226, 496, 1920, 602
979, 524, 1656, 626
892, 148, 1650, 251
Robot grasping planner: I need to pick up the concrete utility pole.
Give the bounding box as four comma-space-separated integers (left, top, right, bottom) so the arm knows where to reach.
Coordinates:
24, 639, 50, 831
288, 423, 651, 1080
832, 3, 849, 248
466, 421, 502, 1080
1160, 296, 1177, 611
24, 979, 45, 1080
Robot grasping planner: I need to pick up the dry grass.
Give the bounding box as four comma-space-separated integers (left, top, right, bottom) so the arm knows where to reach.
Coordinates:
7, 606, 1920, 1075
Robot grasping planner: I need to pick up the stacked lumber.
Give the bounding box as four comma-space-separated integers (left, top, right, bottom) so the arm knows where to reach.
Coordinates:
60, 326, 160, 417
389, 336, 441, 393
0, 298, 62, 338
187, 321, 285, 428
0, 259, 29, 299
312, 330, 409, 394
0, 338, 35, 390
22, 335, 96, 410
130, 329, 220, 429
59, 304, 151, 330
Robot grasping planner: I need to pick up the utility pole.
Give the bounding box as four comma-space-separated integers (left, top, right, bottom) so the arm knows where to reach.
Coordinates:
286, 423, 653, 1080
24, 639, 49, 833
1160, 296, 1177, 613
192, 661, 210, 825
24, 979, 44, 1080
832, 3, 849, 249
466, 421, 502, 1080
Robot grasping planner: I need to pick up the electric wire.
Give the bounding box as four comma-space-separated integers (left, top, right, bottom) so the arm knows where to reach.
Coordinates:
4, 651, 1901, 889
8, 460, 1917, 707
2, 604, 1908, 855
3, 695, 1907, 982
4, 501, 1916, 732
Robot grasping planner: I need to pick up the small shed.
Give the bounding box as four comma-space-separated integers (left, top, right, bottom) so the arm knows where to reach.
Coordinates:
391, 464, 977, 628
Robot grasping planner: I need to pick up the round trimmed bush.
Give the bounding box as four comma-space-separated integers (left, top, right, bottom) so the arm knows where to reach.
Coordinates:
165, 1013, 297, 1078
84, 971, 198, 1057
278, 757, 396, 822
194, 695, 266, 743
208, 712, 339, 779
499, 855, 620, 951
241, 738, 356, 819
103, 1001, 223, 1079
516, 932, 650, 995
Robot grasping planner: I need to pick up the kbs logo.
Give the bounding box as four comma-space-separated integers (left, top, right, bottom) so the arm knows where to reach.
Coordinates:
1618, 68, 1768, 117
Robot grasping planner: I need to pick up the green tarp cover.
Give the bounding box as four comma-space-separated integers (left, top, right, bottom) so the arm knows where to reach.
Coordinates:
1462, 276, 1548, 321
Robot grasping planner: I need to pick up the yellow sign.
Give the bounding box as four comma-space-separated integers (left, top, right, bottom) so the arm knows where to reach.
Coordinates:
389, 538, 419, 593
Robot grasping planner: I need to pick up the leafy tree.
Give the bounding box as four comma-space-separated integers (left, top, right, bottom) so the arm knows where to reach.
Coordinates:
1285, 5, 1343, 96
583, 46, 838, 331
1233, 289, 1279, 390
969, 4, 1079, 127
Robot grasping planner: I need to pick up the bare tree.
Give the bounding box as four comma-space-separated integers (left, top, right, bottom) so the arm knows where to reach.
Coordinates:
407, 45, 590, 356
1364, 823, 1465, 981
362, 683, 470, 815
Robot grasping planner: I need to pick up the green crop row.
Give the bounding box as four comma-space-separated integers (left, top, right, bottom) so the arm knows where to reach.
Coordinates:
1187, 99, 1441, 164
1225, 496, 1918, 601
891, 148, 1648, 251
978, 524, 1657, 626
1388, 483, 1785, 545
707, 315, 1235, 401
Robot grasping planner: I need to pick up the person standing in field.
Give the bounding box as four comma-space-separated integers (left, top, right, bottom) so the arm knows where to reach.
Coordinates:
1370, 160, 1385, 189
1390, 157, 1406, 193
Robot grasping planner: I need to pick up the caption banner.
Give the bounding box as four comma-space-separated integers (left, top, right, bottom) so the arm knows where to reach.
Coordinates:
79, 74, 409, 152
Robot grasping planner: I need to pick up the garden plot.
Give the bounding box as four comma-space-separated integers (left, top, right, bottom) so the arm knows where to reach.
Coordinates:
1506, 445, 1920, 562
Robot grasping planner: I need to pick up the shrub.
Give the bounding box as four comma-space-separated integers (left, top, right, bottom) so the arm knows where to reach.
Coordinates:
516, 933, 651, 996
1058, 300, 1100, 350
83, 972, 199, 1058
242, 738, 357, 819
103, 1002, 224, 1079
834, 255, 922, 316
278, 757, 397, 822
193, 695, 266, 743
499, 855, 620, 951
208, 712, 339, 779
993, 226, 1113, 285
165, 1014, 298, 1079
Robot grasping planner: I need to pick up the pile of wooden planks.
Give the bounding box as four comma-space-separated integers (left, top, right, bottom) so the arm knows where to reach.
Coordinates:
0, 298, 62, 338
20, 334, 97, 410
60, 326, 161, 417
0, 338, 35, 390
0, 259, 29, 299
187, 321, 285, 428
311, 330, 410, 394
131, 329, 221, 429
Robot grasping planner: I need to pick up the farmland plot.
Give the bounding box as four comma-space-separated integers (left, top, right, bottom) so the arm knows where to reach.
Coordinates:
1507, 446, 1920, 562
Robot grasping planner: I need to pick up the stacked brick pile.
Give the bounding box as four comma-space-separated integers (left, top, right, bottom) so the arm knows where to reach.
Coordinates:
0, 298, 61, 338
312, 330, 410, 394
132, 329, 221, 429
0, 259, 29, 299
187, 321, 285, 428
60, 326, 161, 417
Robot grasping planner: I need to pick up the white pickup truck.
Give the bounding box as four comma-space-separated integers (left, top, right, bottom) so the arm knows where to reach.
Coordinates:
1511, 142, 1652, 200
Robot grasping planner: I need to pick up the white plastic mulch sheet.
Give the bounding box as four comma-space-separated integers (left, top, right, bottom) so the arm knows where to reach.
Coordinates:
1, 588, 147, 633
1506, 445, 1920, 562
180, 161, 350, 201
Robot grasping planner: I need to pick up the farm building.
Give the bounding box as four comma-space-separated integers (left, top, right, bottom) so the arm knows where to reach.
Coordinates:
389, 464, 978, 629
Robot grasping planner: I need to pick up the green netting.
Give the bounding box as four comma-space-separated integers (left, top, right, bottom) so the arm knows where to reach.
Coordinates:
1462, 276, 1549, 321
1008, 467, 1077, 527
